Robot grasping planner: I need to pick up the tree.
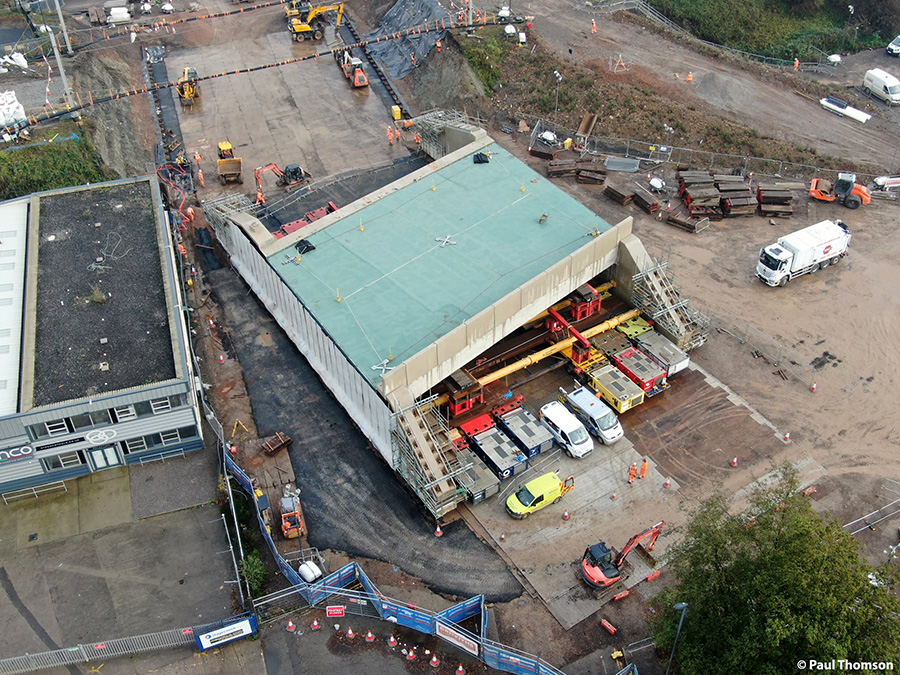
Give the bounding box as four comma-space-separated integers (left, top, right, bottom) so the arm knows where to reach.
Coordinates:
652, 467, 900, 674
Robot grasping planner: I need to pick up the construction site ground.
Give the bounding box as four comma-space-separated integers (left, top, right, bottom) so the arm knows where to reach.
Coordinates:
158, 1, 900, 670
7, 0, 898, 671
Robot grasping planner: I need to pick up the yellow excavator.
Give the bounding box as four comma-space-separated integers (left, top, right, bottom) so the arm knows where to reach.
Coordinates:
289, 2, 344, 41
175, 67, 201, 106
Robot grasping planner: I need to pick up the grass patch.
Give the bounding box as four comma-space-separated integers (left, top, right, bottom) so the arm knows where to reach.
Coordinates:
0, 121, 115, 201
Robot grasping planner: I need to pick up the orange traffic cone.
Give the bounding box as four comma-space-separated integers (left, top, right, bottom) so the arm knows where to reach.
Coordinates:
457, 665, 466, 675
686, 72, 693, 82
431, 654, 440, 668
286, 619, 296, 633
311, 619, 321, 631
366, 630, 375, 643
219, 354, 225, 364
388, 634, 397, 647
731, 456, 738, 467
562, 509, 570, 520
810, 381, 817, 393
784, 432, 791, 442
664, 477, 671, 488
347, 627, 355, 639
407, 649, 416, 661
611, 491, 617, 500
435, 524, 443, 537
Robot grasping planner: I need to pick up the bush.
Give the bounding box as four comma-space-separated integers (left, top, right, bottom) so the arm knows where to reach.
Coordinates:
239, 550, 267, 597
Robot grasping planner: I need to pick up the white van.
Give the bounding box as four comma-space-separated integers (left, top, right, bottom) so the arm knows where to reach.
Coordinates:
863, 69, 900, 105
557, 385, 624, 445
538, 401, 593, 458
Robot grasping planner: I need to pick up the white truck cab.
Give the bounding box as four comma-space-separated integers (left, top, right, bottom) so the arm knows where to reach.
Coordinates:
757, 219, 851, 287
539, 401, 593, 458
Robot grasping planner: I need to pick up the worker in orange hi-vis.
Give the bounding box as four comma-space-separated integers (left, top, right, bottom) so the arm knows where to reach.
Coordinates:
628, 463, 637, 485
436, 39, 442, 53
793, 58, 799, 71
414, 132, 421, 145
639, 458, 649, 480
387, 126, 394, 145
591, 18, 596, 34
394, 128, 402, 144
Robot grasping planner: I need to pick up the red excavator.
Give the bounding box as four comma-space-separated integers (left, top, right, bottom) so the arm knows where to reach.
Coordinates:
581, 521, 664, 588
254, 163, 312, 204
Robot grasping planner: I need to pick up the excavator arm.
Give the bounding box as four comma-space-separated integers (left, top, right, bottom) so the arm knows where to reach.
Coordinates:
613, 521, 664, 567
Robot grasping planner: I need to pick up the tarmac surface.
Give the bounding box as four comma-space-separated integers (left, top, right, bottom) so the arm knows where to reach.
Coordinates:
207, 265, 522, 602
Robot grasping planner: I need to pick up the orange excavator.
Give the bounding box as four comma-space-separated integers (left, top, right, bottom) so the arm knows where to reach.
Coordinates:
809, 172, 871, 209
254, 163, 312, 204
581, 521, 664, 588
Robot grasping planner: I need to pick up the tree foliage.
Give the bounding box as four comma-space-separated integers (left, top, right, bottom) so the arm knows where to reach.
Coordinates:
648, 0, 887, 59
652, 467, 900, 675
239, 550, 267, 598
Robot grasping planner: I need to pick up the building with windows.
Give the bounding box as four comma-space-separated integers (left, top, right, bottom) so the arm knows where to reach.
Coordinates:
0, 176, 203, 499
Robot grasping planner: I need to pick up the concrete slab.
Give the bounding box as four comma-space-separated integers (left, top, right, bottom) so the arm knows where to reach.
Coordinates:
167, 17, 399, 201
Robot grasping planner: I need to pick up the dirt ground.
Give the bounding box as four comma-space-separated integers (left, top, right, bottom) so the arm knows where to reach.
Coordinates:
33, 1, 898, 672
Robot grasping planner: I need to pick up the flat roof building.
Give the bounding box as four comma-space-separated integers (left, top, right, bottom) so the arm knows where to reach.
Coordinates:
0, 177, 203, 499
205, 118, 690, 517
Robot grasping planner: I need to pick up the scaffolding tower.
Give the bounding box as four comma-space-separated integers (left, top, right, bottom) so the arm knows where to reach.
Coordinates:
390, 394, 468, 519
410, 109, 485, 160
631, 260, 710, 351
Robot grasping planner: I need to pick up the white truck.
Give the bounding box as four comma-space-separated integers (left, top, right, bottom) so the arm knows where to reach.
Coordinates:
756, 219, 851, 287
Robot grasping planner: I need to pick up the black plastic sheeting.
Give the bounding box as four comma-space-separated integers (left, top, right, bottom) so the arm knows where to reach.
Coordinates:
364, 0, 452, 80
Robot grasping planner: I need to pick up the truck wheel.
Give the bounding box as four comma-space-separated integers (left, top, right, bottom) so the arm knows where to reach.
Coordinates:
313, 29, 323, 40
521, 512, 529, 520
237, 175, 244, 184
830, 256, 840, 266
845, 195, 862, 209
553, 496, 561, 504
809, 264, 818, 273
219, 175, 226, 185
293, 33, 303, 41
778, 277, 788, 287
819, 261, 829, 270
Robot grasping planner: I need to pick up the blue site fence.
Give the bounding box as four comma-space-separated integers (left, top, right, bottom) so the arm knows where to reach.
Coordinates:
224, 454, 584, 675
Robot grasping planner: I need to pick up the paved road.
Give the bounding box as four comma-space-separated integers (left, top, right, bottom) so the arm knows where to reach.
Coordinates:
209, 267, 521, 602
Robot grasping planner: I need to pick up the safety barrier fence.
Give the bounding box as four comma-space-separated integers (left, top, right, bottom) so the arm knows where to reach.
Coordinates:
0, 614, 251, 675
527, 117, 882, 180
226, 453, 571, 675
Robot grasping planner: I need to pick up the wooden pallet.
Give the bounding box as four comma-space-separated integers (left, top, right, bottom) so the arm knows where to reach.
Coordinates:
758, 204, 794, 217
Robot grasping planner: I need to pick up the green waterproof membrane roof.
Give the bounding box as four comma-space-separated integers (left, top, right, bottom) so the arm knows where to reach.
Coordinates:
268, 143, 612, 387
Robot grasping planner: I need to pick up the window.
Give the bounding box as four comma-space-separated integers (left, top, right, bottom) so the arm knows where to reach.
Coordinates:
44, 420, 71, 437
43, 451, 84, 471
123, 438, 148, 454
112, 405, 136, 422
150, 397, 172, 414
160, 430, 181, 446
69, 413, 97, 431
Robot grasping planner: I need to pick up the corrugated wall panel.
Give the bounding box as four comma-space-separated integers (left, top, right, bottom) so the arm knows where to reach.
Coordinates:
0, 457, 44, 482
224, 222, 393, 465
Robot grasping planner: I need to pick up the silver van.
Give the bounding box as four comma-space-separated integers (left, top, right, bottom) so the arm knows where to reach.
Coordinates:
557, 384, 624, 445
538, 401, 593, 458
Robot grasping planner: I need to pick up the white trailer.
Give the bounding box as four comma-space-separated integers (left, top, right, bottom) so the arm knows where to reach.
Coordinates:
633, 330, 690, 377
756, 219, 851, 287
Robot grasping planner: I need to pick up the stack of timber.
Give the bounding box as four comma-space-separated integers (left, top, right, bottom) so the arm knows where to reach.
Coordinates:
633, 184, 660, 214
678, 170, 721, 218
547, 159, 607, 185
677, 170, 715, 196
662, 211, 703, 233
715, 175, 755, 217
604, 182, 634, 205
756, 183, 794, 217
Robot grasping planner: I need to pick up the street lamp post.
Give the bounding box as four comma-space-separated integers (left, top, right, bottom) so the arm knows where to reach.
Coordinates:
553, 69, 563, 133
841, 4, 855, 54
665, 602, 689, 675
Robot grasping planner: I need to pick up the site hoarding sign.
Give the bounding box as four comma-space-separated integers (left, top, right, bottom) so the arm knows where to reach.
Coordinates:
195, 615, 258, 651
435, 619, 479, 657
326, 605, 345, 617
